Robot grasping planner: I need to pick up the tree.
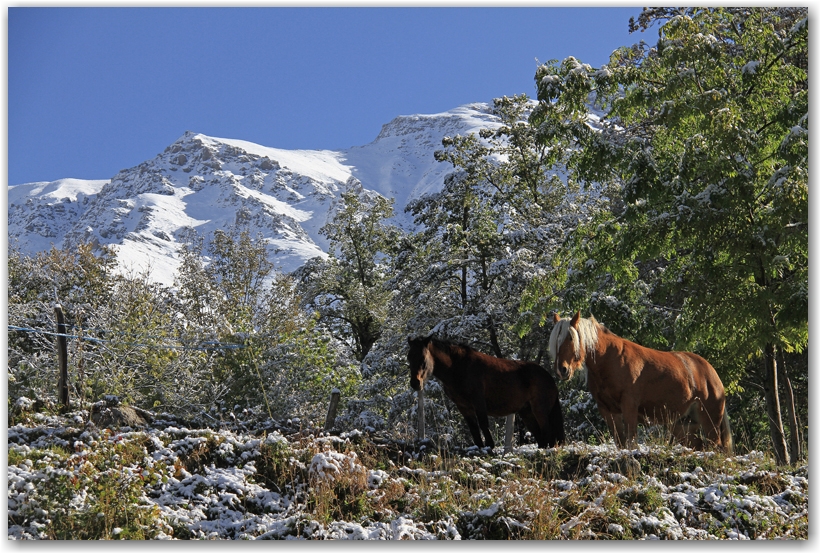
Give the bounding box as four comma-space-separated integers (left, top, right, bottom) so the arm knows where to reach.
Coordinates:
8, 243, 119, 407
405, 168, 506, 354
172, 225, 359, 420
403, 95, 590, 361
7, 243, 213, 415
531, 8, 807, 463
298, 189, 401, 362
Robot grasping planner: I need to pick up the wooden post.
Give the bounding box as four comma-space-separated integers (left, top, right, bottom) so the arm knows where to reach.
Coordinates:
323, 388, 341, 432
504, 413, 515, 453
417, 388, 426, 441
54, 305, 69, 410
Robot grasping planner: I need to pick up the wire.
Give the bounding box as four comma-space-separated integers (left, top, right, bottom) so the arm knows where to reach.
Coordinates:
7, 325, 246, 351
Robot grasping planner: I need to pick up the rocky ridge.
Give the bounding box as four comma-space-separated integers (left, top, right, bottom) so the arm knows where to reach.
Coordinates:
8, 103, 502, 284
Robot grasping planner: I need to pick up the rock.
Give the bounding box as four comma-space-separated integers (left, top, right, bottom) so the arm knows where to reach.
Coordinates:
611, 455, 642, 479
91, 403, 153, 428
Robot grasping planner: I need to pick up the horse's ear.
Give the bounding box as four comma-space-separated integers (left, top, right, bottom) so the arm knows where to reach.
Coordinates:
552, 312, 561, 324
570, 310, 581, 328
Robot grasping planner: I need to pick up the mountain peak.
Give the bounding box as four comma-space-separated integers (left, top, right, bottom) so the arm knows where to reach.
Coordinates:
9, 103, 503, 285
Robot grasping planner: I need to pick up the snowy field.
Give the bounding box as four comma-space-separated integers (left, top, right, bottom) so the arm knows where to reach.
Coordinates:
8, 405, 808, 540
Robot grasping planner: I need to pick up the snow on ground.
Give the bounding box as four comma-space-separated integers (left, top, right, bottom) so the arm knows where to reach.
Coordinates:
7, 178, 110, 203
7, 178, 110, 253
7, 407, 808, 540
202, 136, 354, 186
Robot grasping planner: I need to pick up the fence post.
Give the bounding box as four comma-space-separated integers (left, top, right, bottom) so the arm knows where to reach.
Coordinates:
504, 413, 515, 453
323, 388, 341, 432
54, 304, 69, 410
417, 388, 426, 441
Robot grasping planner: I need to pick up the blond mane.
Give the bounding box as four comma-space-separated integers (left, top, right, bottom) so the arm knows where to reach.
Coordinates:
548, 314, 601, 362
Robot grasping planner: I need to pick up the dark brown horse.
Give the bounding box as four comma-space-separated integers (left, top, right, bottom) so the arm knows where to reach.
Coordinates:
549, 311, 733, 453
408, 336, 565, 449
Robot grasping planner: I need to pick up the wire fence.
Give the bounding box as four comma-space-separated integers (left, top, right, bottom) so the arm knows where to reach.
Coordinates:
8, 322, 464, 445
8, 324, 246, 351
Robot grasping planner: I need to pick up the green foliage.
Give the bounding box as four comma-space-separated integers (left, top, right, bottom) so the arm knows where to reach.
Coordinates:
254, 435, 303, 494
8, 242, 118, 309
532, 7, 808, 382
8, 243, 120, 406
8, 229, 356, 425
174, 227, 356, 422
527, 8, 807, 461
299, 190, 401, 362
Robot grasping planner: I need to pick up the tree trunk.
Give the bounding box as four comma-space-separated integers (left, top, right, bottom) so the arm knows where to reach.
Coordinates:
488, 316, 503, 358
460, 266, 468, 311
778, 350, 802, 463
324, 388, 341, 432
352, 316, 379, 362
762, 343, 789, 465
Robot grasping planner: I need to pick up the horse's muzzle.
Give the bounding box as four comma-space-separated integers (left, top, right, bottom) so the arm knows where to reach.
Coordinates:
555, 364, 571, 381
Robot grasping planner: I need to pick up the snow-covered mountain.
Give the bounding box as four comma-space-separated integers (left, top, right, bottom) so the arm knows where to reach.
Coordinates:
8, 103, 502, 285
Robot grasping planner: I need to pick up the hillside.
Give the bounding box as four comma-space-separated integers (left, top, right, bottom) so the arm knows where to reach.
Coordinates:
7, 406, 808, 540
7, 103, 502, 284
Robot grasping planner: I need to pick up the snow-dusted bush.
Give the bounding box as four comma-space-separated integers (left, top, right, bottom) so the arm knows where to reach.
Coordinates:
7, 235, 359, 426
7, 410, 809, 540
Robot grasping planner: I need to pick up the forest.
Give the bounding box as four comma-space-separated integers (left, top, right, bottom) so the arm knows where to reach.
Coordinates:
7, 8, 808, 540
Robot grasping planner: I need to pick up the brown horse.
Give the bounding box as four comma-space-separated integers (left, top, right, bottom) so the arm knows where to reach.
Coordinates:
408, 336, 565, 449
549, 311, 733, 453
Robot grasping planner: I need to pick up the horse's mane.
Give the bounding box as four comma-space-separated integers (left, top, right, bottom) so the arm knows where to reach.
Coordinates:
548, 315, 602, 361
429, 338, 472, 358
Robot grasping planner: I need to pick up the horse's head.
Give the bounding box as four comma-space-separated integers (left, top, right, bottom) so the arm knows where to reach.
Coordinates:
407, 336, 435, 391
549, 311, 587, 381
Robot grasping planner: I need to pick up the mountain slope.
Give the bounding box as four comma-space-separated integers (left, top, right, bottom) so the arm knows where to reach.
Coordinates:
8, 103, 502, 284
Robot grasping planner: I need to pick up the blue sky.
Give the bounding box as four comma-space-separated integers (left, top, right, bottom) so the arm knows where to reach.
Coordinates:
8, 6, 646, 185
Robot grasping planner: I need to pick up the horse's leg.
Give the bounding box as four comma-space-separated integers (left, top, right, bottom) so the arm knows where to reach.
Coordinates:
457, 406, 485, 448
621, 400, 640, 449
698, 399, 724, 451
669, 402, 702, 450
671, 412, 701, 450
519, 403, 549, 448
600, 408, 626, 448
476, 408, 495, 450
534, 378, 565, 447
518, 404, 542, 446
529, 396, 558, 448
467, 416, 487, 448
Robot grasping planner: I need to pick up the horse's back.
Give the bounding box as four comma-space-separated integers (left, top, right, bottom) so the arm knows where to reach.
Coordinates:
625, 341, 723, 395
506, 360, 559, 390
472, 355, 558, 415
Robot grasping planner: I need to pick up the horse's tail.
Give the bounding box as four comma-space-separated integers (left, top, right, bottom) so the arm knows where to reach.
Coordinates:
720, 408, 734, 456
548, 394, 566, 446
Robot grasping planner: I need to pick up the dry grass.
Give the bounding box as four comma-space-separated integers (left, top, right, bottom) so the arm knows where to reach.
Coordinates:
7, 413, 809, 540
